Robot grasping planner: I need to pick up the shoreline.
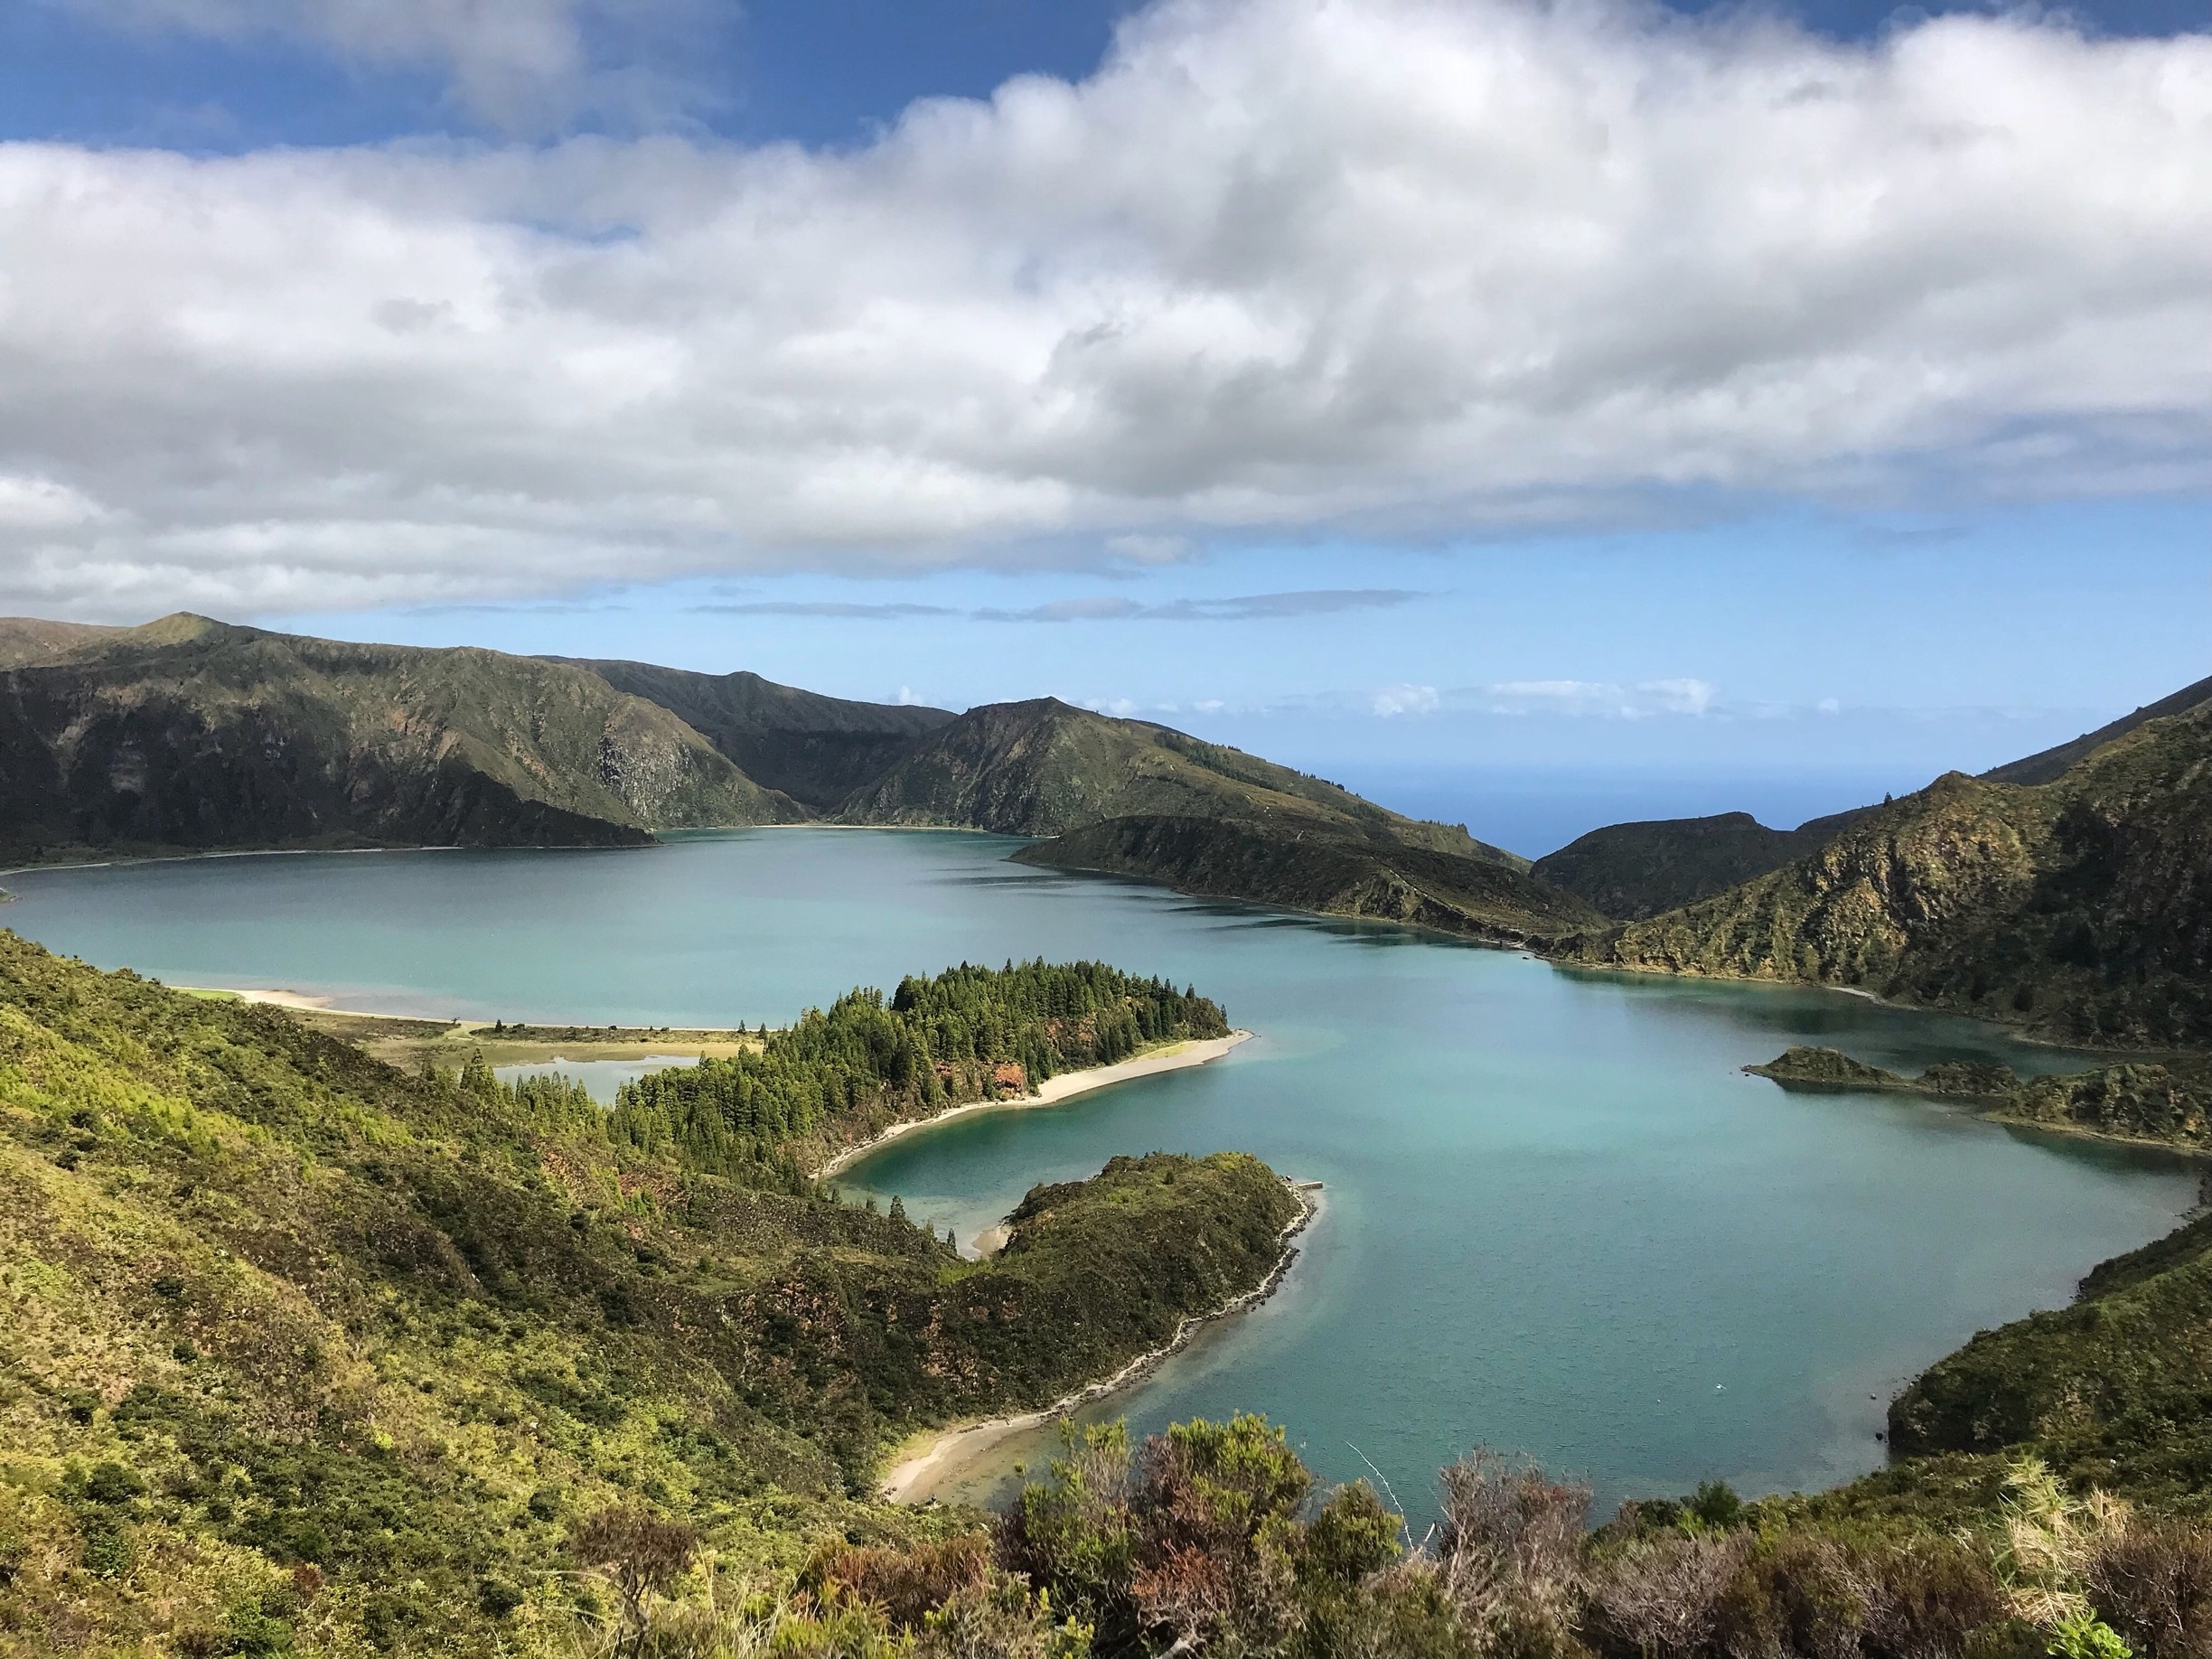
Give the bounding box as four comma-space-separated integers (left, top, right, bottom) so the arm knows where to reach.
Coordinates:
1549, 957, 2146, 1061
174, 988, 758, 1068
816, 1029, 1255, 1179
877, 1179, 1322, 1505
0, 822, 1010, 881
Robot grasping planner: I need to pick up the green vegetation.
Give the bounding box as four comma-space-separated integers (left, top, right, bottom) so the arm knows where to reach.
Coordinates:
611, 960, 1231, 1178
865, 1410, 2209, 1659
555, 658, 956, 812
1576, 696, 2212, 1049
1888, 1207, 2212, 1514
1749, 1046, 2212, 1148
1748, 1045, 2021, 1099
2, 614, 1586, 947
1016, 814, 1601, 946
1982, 671, 2212, 787
1532, 809, 1869, 921
835, 697, 1513, 861
0, 614, 803, 861
0, 932, 1296, 1654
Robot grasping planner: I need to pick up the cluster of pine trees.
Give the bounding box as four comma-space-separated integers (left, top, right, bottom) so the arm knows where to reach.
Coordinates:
605, 961, 1228, 1181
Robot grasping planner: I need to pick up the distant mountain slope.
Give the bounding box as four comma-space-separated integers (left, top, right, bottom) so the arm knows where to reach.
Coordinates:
1015, 814, 1602, 943
1982, 671, 2212, 786
0, 615, 130, 669
555, 658, 954, 811
839, 696, 1521, 862
0, 614, 802, 859
1576, 695, 2212, 1047
1532, 807, 1870, 920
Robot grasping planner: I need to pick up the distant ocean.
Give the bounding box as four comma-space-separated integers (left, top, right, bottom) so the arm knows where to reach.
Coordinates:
1331, 766, 1924, 860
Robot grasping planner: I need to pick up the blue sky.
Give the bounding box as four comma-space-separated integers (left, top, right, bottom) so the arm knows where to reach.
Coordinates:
3, 0, 2207, 849
5, 0, 2201, 149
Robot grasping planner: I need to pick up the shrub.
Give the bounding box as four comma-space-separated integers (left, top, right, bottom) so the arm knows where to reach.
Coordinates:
1433, 1448, 1590, 1630
807, 1533, 993, 1630
2088, 1521, 2212, 1659
1588, 1530, 1752, 1659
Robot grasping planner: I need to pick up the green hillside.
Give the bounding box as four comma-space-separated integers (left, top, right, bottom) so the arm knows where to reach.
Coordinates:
1016, 814, 1600, 944
1887, 1207, 2212, 1513
1983, 670, 2212, 787
0, 614, 1604, 953
839, 697, 1515, 859
555, 659, 954, 811
0, 617, 130, 670
0, 615, 803, 861
1573, 695, 2212, 1048
1749, 1045, 2212, 1148
1532, 807, 1870, 920
0, 933, 1298, 1654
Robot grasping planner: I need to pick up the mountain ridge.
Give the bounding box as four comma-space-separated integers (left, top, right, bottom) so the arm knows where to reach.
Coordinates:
837, 695, 1522, 862
0, 614, 805, 859
549, 658, 955, 811
1572, 693, 2212, 1048
1532, 806, 1872, 920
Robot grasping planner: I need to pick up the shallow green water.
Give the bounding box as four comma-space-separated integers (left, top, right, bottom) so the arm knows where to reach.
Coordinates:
3, 830, 2195, 1517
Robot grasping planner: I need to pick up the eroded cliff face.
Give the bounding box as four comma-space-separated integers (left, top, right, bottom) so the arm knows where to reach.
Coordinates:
1579, 704, 2212, 1049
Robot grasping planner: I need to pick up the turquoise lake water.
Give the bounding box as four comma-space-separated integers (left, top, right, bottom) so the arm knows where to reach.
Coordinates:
2, 829, 2196, 1518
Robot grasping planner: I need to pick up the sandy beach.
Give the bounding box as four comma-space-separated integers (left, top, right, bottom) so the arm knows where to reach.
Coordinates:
815, 1028, 1254, 1179
877, 1178, 1321, 1505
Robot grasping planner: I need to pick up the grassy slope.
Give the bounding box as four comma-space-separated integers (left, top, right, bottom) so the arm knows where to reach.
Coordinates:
1984, 670, 2212, 787
0, 618, 131, 670
1882, 1209, 2212, 1516
838, 698, 1519, 862
0, 933, 1297, 1655
554, 659, 956, 812
0, 615, 804, 859
1575, 700, 2212, 1048
1532, 808, 1870, 921
1013, 813, 1601, 944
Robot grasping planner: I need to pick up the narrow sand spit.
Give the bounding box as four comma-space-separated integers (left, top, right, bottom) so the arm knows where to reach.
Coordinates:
877, 1179, 1323, 1505
815, 1029, 1255, 1180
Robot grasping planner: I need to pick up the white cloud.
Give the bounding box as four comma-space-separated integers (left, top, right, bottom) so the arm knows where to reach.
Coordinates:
1642, 678, 1719, 716
5, 0, 2210, 617
0, 476, 104, 530
1105, 533, 1196, 566
1476, 678, 1722, 717
1373, 683, 1442, 717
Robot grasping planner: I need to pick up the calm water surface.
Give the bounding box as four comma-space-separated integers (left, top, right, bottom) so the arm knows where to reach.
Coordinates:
3, 830, 2195, 1517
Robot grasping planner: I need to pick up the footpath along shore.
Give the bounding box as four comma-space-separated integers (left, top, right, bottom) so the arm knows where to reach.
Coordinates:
814, 1029, 1255, 1179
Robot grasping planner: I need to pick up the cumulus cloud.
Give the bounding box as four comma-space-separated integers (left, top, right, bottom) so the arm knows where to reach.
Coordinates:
5, 0, 2210, 617
1373, 683, 1442, 717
